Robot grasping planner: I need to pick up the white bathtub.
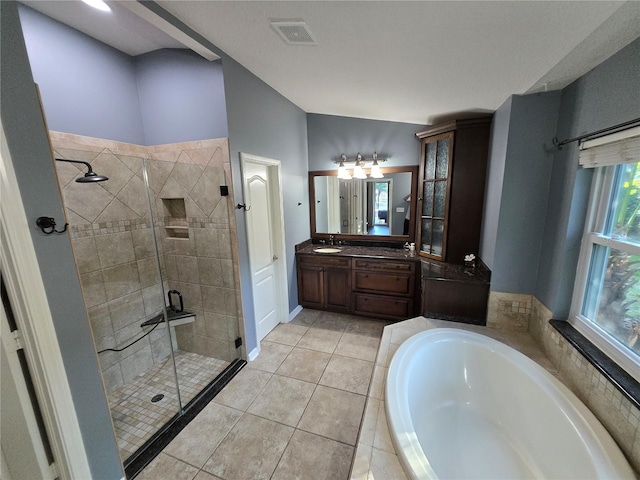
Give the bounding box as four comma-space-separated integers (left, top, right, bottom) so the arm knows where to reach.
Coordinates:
386, 328, 634, 480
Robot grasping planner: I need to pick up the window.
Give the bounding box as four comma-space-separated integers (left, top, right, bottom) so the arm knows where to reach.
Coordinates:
571, 129, 640, 382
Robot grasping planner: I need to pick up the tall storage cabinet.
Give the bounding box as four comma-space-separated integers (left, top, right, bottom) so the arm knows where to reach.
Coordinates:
415, 117, 492, 264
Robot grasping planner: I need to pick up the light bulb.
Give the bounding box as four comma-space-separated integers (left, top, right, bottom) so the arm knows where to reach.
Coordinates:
338, 161, 352, 179
370, 160, 384, 178
353, 153, 367, 179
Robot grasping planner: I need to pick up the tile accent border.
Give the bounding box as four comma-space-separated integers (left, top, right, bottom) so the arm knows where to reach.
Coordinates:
529, 297, 640, 473
486, 291, 532, 331
550, 320, 640, 410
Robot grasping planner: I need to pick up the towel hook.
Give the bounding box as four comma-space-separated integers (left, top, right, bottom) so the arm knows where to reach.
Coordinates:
36, 216, 68, 235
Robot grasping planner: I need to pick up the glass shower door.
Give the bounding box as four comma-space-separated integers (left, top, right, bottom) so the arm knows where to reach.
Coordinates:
54, 137, 243, 469
144, 144, 242, 410
53, 147, 181, 462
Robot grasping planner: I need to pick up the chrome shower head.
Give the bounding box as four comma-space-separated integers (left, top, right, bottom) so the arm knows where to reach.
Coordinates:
55, 158, 109, 183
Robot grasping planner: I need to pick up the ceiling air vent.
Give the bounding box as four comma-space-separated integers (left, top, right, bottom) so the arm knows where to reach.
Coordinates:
271, 21, 318, 46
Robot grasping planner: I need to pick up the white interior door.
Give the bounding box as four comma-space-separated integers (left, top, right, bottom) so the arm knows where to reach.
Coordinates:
241, 153, 288, 342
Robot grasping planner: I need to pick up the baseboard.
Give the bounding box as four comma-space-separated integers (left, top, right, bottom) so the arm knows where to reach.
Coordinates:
288, 305, 303, 322
247, 345, 260, 362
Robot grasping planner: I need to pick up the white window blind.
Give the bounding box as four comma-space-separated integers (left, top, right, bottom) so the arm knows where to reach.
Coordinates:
579, 125, 640, 168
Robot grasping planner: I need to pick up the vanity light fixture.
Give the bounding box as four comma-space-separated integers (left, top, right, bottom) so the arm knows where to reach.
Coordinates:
81, 0, 111, 12
334, 152, 387, 179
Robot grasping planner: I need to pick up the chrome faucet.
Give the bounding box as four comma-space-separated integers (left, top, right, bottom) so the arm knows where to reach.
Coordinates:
329, 235, 335, 246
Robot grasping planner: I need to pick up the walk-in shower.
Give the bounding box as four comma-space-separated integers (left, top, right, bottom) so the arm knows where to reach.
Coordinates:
51, 133, 244, 477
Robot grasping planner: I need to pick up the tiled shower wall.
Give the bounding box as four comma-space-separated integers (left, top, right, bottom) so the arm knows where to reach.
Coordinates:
50, 132, 242, 394
146, 142, 241, 362
489, 290, 640, 472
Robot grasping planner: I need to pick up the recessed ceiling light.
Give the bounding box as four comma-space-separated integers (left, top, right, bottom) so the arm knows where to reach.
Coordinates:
81, 0, 111, 12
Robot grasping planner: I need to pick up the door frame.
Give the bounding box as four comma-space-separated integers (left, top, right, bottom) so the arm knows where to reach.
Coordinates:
239, 153, 289, 348
0, 120, 92, 479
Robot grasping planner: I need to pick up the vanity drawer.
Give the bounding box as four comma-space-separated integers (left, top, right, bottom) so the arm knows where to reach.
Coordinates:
298, 254, 350, 268
352, 271, 414, 296
353, 293, 412, 319
353, 259, 415, 273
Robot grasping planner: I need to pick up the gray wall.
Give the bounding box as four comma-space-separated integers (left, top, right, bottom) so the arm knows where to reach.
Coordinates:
18, 5, 146, 144
536, 37, 640, 317
19, 6, 228, 147
479, 97, 511, 269
1, 3, 123, 478
136, 49, 228, 145
223, 55, 310, 354
307, 114, 426, 170
490, 92, 562, 293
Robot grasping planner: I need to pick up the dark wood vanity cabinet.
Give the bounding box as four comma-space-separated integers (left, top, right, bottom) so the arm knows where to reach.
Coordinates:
352, 259, 418, 320
297, 254, 351, 312
415, 117, 492, 264
420, 259, 491, 324
297, 253, 418, 320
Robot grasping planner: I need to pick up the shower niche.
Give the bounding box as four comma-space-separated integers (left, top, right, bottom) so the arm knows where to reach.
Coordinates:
51, 131, 243, 475
162, 198, 189, 239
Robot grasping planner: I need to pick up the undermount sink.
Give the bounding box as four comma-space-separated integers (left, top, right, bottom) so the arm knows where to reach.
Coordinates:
313, 247, 342, 254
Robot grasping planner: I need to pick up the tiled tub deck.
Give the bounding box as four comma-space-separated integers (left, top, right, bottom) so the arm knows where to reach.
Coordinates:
350, 316, 564, 480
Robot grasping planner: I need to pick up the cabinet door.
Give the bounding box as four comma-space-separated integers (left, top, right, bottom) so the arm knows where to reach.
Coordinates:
422, 279, 489, 323
298, 265, 324, 309
324, 267, 351, 312
417, 132, 454, 260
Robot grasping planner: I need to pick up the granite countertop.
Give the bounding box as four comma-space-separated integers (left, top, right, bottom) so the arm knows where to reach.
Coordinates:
296, 244, 420, 261
296, 242, 491, 284
421, 258, 491, 284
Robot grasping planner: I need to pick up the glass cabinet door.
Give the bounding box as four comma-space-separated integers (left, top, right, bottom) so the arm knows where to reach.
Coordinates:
417, 132, 453, 260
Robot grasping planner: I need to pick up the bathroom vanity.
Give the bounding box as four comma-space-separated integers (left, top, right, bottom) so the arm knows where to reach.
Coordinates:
295, 244, 490, 323
296, 245, 421, 320
301, 116, 493, 323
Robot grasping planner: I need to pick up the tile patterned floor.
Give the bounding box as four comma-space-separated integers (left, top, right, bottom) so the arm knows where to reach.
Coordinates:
137, 312, 558, 480
138, 309, 390, 480
108, 351, 230, 460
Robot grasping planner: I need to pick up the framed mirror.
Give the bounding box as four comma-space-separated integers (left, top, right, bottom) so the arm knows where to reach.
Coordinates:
309, 166, 418, 242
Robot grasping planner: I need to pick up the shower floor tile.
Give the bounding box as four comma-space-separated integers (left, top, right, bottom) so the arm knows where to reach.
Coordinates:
107, 350, 230, 461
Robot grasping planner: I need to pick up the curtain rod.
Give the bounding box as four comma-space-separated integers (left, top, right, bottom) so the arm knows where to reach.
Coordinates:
552, 117, 640, 150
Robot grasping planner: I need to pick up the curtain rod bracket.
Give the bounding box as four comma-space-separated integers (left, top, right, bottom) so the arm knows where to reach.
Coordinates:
553, 117, 640, 151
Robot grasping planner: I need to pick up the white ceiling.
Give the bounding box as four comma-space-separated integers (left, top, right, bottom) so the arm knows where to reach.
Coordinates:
20, 1, 640, 125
